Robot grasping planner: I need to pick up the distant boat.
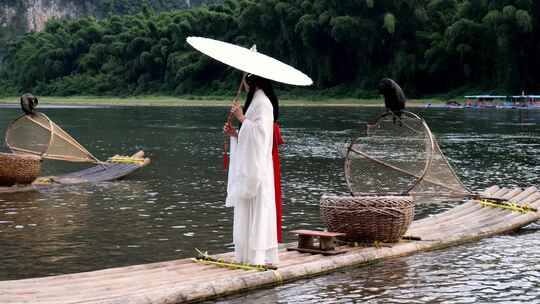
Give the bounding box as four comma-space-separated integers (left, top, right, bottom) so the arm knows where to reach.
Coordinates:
424, 100, 466, 109
426, 94, 540, 109
446, 100, 462, 108
464, 95, 540, 109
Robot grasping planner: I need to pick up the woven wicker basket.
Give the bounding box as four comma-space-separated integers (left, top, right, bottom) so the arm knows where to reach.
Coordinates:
320, 195, 414, 243
0, 152, 42, 186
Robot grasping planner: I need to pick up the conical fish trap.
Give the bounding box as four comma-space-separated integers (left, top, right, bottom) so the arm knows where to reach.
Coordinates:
344, 111, 470, 198
321, 111, 470, 242
5, 113, 99, 163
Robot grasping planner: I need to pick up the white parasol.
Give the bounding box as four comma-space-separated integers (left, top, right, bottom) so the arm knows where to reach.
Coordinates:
186, 36, 313, 86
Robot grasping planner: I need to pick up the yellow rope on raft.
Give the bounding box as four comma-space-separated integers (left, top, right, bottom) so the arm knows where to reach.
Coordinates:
272, 270, 284, 283
479, 198, 538, 214
32, 177, 55, 185
107, 155, 145, 165
192, 248, 276, 271
192, 258, 272, 271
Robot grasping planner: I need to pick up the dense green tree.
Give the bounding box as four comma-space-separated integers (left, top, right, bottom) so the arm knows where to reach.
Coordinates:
1, 0, 540, 97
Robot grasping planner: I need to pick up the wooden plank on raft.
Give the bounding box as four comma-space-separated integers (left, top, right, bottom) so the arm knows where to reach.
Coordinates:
409, 185, 500, 228
0, 185, 37, 194
411, 187, 539, 240
409, 186, 512, 233
409, 187, 527, 239
1, 186, 539, 304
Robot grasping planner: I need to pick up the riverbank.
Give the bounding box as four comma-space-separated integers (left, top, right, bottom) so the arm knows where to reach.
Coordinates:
0, 96, 445, 107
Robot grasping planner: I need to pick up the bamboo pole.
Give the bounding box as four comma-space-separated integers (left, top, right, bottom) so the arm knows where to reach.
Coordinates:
410, 187, 517, 231
410, 187, 527, 236
410, 185, 500, 227
412, 189, 538, 240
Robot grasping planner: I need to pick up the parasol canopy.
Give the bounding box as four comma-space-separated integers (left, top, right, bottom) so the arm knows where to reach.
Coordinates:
186, 37, 313, 86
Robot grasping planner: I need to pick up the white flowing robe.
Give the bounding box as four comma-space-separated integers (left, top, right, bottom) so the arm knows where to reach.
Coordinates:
226, 89, 279, 265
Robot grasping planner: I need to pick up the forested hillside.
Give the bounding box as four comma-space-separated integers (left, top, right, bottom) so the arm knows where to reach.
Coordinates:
0, 0, 220, 32
1, 0, 538, 98
0, 0, 219, 70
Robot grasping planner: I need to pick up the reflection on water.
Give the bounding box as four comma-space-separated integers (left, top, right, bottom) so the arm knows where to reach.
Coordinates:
0, 107, 539, 303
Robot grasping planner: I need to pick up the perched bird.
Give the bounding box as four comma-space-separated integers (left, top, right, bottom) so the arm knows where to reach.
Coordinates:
20, 93, 38, 115
378, 78, 406, 118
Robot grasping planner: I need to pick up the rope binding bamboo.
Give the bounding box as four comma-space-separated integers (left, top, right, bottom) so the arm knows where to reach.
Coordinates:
192, 248, 277, 271
477, 197, 538, 214
107, 155, 147, 165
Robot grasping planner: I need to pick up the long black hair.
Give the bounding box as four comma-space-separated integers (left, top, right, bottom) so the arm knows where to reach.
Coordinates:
243, 74, 279, 122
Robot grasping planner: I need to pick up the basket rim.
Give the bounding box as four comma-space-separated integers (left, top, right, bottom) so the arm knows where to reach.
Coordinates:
0, 152, 42, 160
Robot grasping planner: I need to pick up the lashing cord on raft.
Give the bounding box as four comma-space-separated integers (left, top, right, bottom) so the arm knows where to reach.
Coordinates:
477, 197, 538, 214
107, 155, 146, 165
192, 248, 277, 271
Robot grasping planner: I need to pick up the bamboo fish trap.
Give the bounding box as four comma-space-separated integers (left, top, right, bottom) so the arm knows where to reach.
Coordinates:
321, 111, 472, 242
344, 111, 471, 198
1, 111, 147, 186
5, 112, 100, 163
5, 112, 146, 166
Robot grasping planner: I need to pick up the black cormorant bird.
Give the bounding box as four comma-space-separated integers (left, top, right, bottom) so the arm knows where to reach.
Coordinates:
20, 93, 38, 115
378, 78, 406, 118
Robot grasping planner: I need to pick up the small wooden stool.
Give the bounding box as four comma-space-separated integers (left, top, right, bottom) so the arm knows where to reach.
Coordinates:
287, 230, 347, 255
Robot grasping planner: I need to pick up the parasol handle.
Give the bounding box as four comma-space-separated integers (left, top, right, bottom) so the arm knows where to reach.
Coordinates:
224, 74, 247, 170
226, 73, 247, 125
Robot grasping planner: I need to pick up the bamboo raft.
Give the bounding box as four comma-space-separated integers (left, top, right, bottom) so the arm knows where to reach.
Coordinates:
0, 185, 539, 303
0, 151, 150, 194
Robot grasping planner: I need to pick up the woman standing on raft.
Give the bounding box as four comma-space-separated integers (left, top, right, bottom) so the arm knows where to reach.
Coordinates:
223, 74, 283, 266
186, 36, 311, 266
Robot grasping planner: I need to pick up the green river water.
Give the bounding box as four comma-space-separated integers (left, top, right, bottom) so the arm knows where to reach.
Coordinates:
0, 106, 539, 303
